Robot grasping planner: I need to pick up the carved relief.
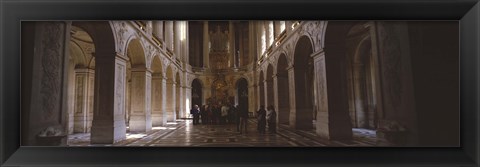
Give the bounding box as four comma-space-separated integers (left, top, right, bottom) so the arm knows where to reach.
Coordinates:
146, 75, 151, 114
116, 64, 125, 116
40, 22, 64, 121
145, 45, 155, 69
75, 75, 84, 114
115, 22, 128, 54
378, 23, 403, 110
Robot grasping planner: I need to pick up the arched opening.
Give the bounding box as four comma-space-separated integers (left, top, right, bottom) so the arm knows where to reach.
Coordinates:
151, 56, 164, 126
236, 78, 249, 111
191, 79, 203, 111
67, 26, 95, 136
276, 54, 290, 125
126, 38, 151, 132
266, 64, 274, 107
166, 65, 176, 122
292, 36, 315, 130
346, 28, 378, 130
69, 21, 127, 144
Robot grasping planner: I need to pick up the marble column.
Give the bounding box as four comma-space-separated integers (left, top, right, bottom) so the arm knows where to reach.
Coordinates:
128, 68, 152, 132
274, 21, 281, 38
248, 84, 256, 114
165, 21, 174, 51
161, 77, 168, 125
184, 86, 192, 118
287, 66, 297, 129
267, 21, 274, 48
91, 51, 127, 144
203, 21, 210, 68
166, 79, 177, 122
23, 22, 70, 145
176, 82, 184, 118
249, 22, 256, 63
152, 21, 164, 40
73, 68, 92, 133
151, 74, 164, 126
229, 21, 235, 68
263, 80, 269, 109
313, 51, 352, 140
285, 21, 293, 34
86, 69, 95, 132
272, 74, 279, 123
174, 21, 182, 57
146, 21, 153, 36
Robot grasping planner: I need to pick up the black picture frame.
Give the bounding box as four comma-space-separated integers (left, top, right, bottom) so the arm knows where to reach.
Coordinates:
1, 0, 479, 166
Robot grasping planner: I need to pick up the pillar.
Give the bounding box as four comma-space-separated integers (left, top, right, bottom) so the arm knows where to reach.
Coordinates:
203, 21, 210, 68
161, 77, 168, 125
263, 80, 269, 109
23, 22, 71, 145
165, 21, 174, 51
229, 21, 235, 68
91, 51, 127, 144
248, 84, 256, 115
184, 86, 192, 118
287, 66, 297, 129
313, 51, 352, 140
166, 79, 177, 122
274, 21, 281, 38
151, 74, 164, 126
267, 21, 274, 48
152, 21, 164, 40
128, 68, 152, 132
174, 21, 182, 57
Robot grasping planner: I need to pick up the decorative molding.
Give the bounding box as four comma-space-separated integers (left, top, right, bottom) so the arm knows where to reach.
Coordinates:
39, 22, 64, 121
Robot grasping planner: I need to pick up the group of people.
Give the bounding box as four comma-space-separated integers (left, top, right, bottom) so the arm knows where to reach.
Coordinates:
190, 104, 277, 134
190, 104, 249, 133
256, 105, 277, 134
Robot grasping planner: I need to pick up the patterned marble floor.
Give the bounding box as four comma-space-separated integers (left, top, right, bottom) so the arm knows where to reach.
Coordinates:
68, 119, 380, 147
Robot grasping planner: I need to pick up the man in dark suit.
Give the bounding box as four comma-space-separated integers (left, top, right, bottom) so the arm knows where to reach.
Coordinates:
190, 104, 200, 125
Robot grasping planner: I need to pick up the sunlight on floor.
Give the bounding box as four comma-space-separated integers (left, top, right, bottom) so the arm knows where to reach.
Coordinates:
126, 134, 146, 139
152, 127, 176, 130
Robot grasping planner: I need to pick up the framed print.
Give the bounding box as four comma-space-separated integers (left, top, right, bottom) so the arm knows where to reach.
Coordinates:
1, 0, 479, 166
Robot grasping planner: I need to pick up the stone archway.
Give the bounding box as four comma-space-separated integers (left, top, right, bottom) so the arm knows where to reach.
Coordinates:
291, 36, 315, 130
345, 24, 378, 129
70, 21, 126, 144
165, 65, 176, 122
276, 54, 290, 125
67, 26, 95, 136
126, 38, 151, 133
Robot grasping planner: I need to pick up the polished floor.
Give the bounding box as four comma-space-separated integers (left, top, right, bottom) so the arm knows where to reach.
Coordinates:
68, 119, 379, 147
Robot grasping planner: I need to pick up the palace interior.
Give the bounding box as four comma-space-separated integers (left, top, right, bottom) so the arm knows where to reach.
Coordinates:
21, 21, 459, 147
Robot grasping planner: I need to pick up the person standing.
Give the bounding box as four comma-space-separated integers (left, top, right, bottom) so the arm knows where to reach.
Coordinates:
221, 105, 229, 125
267, 105, 277, 133
190, 104, 200, 125
256, 105, 267, 134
